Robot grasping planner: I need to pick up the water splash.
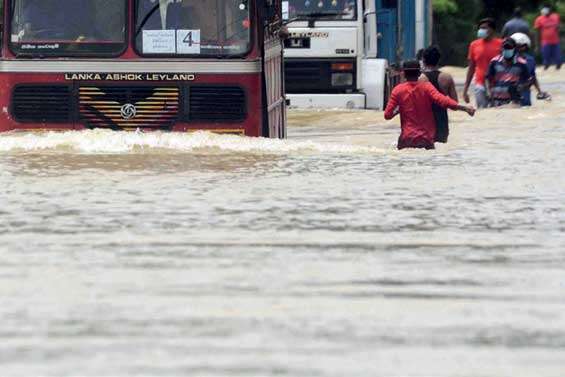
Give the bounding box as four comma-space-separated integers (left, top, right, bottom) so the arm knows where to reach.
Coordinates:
0, 130, 387, 155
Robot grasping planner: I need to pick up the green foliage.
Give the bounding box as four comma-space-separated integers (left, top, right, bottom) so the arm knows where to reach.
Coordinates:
433, 0, 458, 13
433, 0, 482, 65
556, 2, 565, 18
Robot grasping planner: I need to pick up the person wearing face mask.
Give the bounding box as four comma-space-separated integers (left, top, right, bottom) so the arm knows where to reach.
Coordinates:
534, 5, 562, 70
485, 38, 530, 107
463, 18, 503, 109
511, 32, 551, 106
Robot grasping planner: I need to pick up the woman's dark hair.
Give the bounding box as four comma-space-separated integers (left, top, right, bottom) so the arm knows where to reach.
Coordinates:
423, 46, 441, 66
478, 18, 496, 30
416, 48, 425, 61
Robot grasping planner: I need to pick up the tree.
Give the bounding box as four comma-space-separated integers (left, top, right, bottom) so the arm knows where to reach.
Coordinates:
481, 0, 545, 26
432, 0, 482, 65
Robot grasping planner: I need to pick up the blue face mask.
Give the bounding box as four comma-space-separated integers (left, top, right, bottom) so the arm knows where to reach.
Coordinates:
503, 49, 515, 60
477, 28, 489, 39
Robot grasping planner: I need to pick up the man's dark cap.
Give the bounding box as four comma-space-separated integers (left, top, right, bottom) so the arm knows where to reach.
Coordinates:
402, 60, 421, 72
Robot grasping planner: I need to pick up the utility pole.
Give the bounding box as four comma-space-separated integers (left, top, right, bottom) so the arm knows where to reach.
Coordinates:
428, 0, 433, 47
397, 0, 403, 63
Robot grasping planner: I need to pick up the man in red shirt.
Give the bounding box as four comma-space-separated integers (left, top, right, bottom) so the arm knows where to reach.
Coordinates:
534, 4, 562, 70
463, 18, 503, 108
384, 61, 475, 150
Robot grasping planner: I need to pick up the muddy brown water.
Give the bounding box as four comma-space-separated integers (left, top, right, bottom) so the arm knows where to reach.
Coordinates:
1, 69, 564, 376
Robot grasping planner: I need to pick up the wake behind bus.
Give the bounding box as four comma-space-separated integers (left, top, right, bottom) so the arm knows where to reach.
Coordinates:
0, 0, 286, 138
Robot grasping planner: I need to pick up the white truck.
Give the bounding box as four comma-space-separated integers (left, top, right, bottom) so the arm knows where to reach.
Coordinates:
283, 0, 431, 110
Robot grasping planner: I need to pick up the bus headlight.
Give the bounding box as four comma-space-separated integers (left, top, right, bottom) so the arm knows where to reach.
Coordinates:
331, 72, 353, 87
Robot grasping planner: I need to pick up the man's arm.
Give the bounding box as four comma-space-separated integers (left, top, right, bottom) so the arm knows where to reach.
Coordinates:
531, 58, 546, 96
384, 90, 399, 120
519, 63, 531, 94
439, 72, 458, 101
484, 60, 496, 102
484, 78, 491, 101
426, 83, 458, 108
426, 83, 475, 116
463, 59, 476, 103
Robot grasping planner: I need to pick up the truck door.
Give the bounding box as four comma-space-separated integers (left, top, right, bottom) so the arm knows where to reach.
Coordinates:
260, 0, 286, 139
376, 0, 397, 63
363, 0, 377, 58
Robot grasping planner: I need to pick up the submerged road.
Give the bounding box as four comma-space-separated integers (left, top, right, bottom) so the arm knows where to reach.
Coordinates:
0, 69, 564, 376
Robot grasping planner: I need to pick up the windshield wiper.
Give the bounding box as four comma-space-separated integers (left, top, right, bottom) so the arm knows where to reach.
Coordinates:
134, 3, 160, 37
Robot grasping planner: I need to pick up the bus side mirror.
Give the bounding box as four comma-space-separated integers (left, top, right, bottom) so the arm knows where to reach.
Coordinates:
264, 0, 277, 23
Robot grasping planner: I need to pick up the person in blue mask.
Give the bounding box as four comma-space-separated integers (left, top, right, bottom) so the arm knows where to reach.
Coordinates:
463, 18, 503, 109
510, 32, 551, 106
485, 38, 530, 107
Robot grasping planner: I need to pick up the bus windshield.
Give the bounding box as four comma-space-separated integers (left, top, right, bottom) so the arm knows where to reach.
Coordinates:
135, 0, 252, 57
282, 0, 356, 21
10, 0, 127, 56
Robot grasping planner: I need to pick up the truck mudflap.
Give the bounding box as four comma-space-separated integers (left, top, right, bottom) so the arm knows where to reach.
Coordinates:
361, 58, 388, 110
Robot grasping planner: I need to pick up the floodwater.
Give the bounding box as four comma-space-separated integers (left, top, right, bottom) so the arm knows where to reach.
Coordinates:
1, 69, 565, 377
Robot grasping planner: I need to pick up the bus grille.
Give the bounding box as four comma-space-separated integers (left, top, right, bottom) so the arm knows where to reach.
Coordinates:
186, 86, 246, 122
79, 86, 179, 130
12, 85, 72, 123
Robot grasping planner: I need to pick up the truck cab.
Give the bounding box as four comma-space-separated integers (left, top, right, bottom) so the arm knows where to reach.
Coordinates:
283, 0, 431, 110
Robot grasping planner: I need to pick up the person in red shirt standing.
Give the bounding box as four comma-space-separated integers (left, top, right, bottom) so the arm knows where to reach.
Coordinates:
534, 4, 562, 70
384, 61, 475, 150
463, 18, 503, 108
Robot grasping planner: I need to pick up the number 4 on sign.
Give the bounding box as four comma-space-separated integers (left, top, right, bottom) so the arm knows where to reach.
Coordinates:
184, 32, 193, 46
177, 29, 201, 54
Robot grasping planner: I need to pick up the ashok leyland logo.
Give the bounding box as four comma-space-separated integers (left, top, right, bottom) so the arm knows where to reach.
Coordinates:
120, 103, 137, 120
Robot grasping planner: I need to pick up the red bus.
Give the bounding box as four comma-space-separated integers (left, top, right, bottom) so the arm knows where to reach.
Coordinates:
0, 0, 286, 138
